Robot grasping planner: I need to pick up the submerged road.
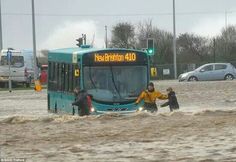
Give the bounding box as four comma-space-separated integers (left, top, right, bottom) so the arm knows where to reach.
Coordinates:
0, 80, 236, 162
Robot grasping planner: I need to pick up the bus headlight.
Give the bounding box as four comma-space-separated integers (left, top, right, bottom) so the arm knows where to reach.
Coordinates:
91, 107, 95, 112
138, 107, 143, 111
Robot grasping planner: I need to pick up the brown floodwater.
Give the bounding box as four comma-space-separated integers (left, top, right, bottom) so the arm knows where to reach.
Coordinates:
0, 80, 236, 162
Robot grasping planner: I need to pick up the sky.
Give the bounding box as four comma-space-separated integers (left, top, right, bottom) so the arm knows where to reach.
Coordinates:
1, 0, 236, 50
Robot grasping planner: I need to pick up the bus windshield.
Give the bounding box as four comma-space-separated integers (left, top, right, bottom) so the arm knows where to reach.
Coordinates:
83, 66, 147, 102
0, 56, 24, 67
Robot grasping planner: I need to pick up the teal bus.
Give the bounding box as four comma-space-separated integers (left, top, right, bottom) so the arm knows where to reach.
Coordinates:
47, 46, 150, 115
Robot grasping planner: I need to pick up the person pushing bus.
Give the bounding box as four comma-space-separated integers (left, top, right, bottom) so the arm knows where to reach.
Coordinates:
135, 82, 168, 112
72, 87, 92, 116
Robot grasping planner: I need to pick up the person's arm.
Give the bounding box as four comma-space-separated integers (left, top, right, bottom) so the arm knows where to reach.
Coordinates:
155, 91, 168, 100
72, 94, 84, 106
161, 101, 170, 107
135, 91, 145, 104
72, 99, 80, 106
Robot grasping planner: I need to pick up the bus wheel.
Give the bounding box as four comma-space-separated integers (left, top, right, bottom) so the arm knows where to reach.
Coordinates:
72, 107, 75, 115
55, 103, 57, 113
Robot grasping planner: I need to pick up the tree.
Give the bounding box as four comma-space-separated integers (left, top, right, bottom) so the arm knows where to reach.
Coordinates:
177, 33, 211, 63
136, 20, 173, 64
213, 25, 236, 62
110, 22, 136, 48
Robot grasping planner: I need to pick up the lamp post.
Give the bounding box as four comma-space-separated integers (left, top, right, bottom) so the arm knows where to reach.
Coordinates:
105, 25, 108, 48
31, 0, 38, 82
213, 38, 216, 63
173, 0, 177, 79
0, 0, 3, 51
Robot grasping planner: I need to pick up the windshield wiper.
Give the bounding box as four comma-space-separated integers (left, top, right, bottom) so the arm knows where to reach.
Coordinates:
89, 66, 97, 90
109, 66, 121, 99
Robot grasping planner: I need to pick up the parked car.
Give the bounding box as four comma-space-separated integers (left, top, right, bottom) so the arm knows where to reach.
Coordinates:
178, 63, 236, 82
0, 49, 34, 88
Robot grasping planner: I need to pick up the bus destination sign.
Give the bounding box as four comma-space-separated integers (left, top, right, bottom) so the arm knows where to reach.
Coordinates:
94, 52, 137, 62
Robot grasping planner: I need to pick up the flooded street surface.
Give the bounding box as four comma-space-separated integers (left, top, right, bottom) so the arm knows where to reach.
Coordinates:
1, 80, 236, 162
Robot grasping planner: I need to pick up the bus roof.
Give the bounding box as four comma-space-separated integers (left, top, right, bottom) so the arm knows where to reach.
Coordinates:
49, 47, 146, 55
48, 47, 148, 63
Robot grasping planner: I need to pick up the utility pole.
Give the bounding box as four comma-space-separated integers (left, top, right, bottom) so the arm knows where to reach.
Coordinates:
0, 0, 3, 51
82, 34, 86, 45
213, 38, 216, 63
173, 0, 177, 79
105, 25, 108, 48
31, 0, 38, 81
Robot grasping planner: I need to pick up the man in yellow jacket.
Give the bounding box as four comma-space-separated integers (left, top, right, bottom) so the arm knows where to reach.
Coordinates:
135, 82, 168, 112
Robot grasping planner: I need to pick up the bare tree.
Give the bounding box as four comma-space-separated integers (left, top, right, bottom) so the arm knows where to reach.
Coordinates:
177, 33, 210, 63
214, 25, 236, 61
110, 22, 136, 48
136, 20, 173, 64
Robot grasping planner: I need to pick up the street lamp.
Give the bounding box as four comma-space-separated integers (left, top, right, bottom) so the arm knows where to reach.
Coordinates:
105, 26, 108, 48
173, 0, 177, 79
0, 0, 3, 51
31, 0, 38, 82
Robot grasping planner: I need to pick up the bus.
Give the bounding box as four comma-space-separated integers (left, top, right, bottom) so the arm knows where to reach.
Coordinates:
47, 47, 150, 115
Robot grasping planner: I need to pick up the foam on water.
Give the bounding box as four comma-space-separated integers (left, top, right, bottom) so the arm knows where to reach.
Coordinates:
1, 108, 236, 125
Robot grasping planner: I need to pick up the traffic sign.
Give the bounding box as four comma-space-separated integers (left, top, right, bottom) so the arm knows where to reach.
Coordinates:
7, 50, 12, 61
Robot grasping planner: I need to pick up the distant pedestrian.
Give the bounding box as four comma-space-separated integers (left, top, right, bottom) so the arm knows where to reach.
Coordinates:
135, 82, 168, 113
161, 87, 179, 112
72, 87, 92, 116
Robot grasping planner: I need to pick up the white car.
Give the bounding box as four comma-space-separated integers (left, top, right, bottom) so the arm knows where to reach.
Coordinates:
178, 63, 236, 82
0, 50, 33, 87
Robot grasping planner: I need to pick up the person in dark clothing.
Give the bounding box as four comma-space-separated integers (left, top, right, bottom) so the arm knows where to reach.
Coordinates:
161, 87, 179, 112
72, 87, 91, 116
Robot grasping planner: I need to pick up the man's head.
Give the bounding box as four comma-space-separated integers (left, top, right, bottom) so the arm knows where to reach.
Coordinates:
147, 82, 154, 92
166, 87, 173, 93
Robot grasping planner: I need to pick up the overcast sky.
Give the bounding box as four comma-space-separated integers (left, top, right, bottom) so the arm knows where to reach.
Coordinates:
1, 0, 236, 50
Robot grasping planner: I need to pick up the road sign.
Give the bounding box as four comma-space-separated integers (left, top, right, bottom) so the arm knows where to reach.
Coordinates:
7, 50, 12, 92
7, 50, 12, 61
163, 69, 170, 75
151, 67, 157, 77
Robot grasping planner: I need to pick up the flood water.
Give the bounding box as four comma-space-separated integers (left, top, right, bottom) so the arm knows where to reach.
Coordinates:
0, 80, 236, 162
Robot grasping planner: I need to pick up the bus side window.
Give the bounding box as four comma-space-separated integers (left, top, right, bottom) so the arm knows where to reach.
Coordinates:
54, 63, 58, 90
48, 62, 56, 91
68, 64, 73, 92
58, 63, 62, 91
65, 64, 69, 92
48, 62, 52, 90
53, 62, 57, 91
61, 64, 65, 92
